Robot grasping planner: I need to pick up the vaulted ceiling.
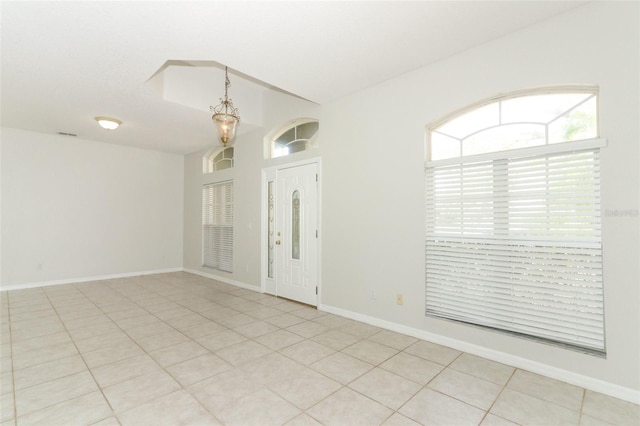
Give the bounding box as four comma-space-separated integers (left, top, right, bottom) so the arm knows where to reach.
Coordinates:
1, 1, 587, 154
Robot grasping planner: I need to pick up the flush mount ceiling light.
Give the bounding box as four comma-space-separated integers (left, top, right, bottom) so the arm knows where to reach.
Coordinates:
210, 66, 240, 146
95, 116, 122, 130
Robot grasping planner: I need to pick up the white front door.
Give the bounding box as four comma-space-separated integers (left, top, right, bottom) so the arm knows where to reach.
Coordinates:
273, 163, 318, 305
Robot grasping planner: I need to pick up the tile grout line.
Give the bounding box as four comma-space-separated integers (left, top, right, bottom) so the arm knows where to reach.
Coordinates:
9, 273, 633, 425
88, 280, 214, 422
88, 277, 253, 424
410, 353, 491, 424
155, 276, 371, 423
164, 277, 333, 422
300, 338, 464, 425
9, 281, 484, 425
143, 278, 243, 425
41, 284, 119, 424
7, 289, 89, 419
182, 299, 337, 420
577, 383, 588, 424
496, 368, 588, 423
302, 338, 427, 424
262, 310, 439, 423
79, 280, 192, 422
6, 291, 18, 425
6, 288, 69, 421
479, 366, 518, 426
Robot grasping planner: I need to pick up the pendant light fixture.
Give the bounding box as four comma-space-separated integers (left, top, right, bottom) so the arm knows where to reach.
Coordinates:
210, 66, 240, 146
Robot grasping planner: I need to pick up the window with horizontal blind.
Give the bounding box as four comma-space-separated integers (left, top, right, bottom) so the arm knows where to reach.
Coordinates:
425, 87, 606, 355
203, 181, 233, 272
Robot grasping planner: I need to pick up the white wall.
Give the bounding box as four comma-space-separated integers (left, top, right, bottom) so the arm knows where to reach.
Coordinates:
320, 2, 639, 397
1, 128, 184, 288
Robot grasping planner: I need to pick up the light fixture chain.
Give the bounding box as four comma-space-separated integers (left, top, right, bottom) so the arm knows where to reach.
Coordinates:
224, 66, 231, 100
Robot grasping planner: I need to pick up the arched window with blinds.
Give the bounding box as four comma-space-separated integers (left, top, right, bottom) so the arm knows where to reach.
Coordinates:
425, 86, 606, 355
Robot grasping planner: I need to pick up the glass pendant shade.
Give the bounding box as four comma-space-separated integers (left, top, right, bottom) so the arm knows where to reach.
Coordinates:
210, 67, 240, 146
212, 111, 239, 146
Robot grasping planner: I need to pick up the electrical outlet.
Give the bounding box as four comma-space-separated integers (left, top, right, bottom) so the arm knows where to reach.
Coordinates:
396, 293, 403, 305
370, 289, 377, 300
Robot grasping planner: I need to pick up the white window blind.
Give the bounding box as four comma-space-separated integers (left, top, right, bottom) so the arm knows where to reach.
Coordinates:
203, 181, 233, 272
425, 142, 605, 354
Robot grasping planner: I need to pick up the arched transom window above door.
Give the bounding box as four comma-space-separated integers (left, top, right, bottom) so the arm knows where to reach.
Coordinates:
267, 119, 319, 159
203, 146, 234, 174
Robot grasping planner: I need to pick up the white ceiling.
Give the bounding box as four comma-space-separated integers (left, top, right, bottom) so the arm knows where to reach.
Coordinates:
1, 1, 587, 154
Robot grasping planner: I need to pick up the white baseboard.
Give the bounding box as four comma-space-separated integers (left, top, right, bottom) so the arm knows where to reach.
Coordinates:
0, 267, 260, 293
183, 268, 260, 293
319, 303, 640, 405
0, 267, 183, 291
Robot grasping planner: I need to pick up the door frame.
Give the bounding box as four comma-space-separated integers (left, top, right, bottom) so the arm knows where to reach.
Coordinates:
261, 157, 321, 305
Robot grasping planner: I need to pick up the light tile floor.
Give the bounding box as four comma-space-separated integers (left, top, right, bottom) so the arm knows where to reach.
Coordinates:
1, 272, 638, 426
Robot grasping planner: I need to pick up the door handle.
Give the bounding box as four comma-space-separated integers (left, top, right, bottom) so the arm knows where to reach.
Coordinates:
275, 240, 281, 245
